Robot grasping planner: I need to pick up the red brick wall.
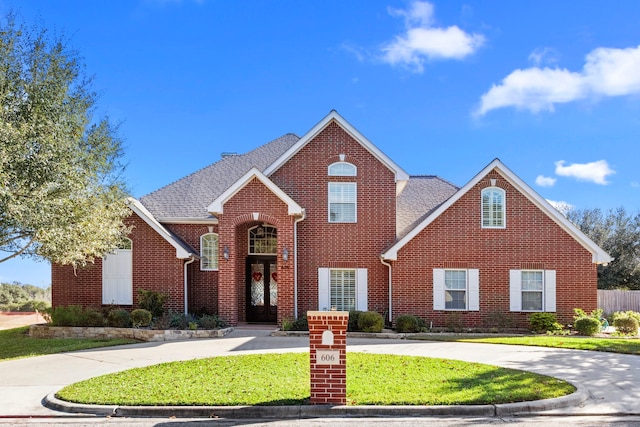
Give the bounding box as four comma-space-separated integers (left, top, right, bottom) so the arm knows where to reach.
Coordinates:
217, 178, 295, 325
52, 213, 186, 312
166, 224, 219, 315
271, 121, 397, 319
392, 169, 597, 328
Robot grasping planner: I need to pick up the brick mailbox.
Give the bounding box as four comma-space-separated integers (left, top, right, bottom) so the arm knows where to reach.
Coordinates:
307, 311, 348, 405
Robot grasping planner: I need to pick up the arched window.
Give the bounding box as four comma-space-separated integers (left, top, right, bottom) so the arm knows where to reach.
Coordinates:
328, 162, 356, 177
481, 187, 505, 228
248, 225, 277, 255
200, 233, 219, 270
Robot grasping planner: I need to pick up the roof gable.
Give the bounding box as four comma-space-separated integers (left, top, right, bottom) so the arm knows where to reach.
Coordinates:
263, 110, 410, 190
208, 167, 304, 216
127, 198, 196, 259
382, 159, 613, 264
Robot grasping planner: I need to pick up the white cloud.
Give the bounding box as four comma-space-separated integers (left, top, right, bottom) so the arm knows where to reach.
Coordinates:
554, 160, 615, 185
381, 1, 485, 73
476, 44, 640, 115
547, 200, 574, 215
528, 47, 558, 66
535, 175, 557, 187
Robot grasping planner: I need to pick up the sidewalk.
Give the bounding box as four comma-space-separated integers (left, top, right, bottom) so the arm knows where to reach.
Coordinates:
0, 328, 638, 418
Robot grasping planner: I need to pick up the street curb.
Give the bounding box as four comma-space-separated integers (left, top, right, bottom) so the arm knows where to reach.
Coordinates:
43, 384, 588, 419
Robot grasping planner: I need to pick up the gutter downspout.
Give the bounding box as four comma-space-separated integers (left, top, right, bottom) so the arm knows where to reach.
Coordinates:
293, 209, 306, 319
183, 256, 196, 315
380, 256, 393, 324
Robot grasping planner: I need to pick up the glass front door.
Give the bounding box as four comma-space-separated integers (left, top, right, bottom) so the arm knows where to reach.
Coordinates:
246, 256, 277, 323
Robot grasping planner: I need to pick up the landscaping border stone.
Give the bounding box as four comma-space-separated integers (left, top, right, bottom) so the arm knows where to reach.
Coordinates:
29, 324, 234, 342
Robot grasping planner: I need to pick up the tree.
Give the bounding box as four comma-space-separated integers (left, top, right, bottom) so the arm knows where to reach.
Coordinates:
567, 207, 640, 290
0, 13, 131, 267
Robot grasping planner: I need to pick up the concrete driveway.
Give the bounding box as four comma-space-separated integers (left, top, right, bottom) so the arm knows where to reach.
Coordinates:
0, 328, 638, 417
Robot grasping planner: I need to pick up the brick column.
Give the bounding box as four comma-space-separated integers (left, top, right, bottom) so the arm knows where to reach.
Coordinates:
307, 311, 348, 405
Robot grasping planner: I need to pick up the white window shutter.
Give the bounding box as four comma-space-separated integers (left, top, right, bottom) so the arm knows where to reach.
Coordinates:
318, 268, 330, 311
356, 268, 368, 311
509, 270, 521, 312
433, 269, 445, 310
544, 270, 556, 312
468, 269, 480, 311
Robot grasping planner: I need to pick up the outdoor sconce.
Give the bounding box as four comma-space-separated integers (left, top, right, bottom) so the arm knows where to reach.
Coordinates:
282, 247, 289, 262
223, 246, 229, 261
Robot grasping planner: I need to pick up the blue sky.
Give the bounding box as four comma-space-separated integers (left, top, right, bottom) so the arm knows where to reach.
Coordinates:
2, 0, 640, 287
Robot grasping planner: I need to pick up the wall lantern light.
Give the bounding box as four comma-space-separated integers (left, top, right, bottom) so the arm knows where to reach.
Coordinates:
282, 247, 289, 262
223, 246, 229, 261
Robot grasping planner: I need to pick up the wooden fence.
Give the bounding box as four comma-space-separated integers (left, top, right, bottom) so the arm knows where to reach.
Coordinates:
598, 290, 640, 313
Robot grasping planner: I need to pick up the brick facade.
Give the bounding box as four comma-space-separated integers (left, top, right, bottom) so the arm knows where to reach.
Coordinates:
51, 113, 605, 330
391, 170, 597, 328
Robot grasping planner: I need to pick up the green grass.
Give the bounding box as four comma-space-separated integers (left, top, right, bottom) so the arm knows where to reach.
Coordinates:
0, 327, 139, 362
56, 352, 574, 406
411, 334, 640, 355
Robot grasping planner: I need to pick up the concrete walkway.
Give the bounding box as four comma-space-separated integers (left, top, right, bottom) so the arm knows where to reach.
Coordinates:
1, 328, 638, 418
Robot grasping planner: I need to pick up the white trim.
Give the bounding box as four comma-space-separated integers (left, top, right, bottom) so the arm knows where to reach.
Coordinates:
481, 187, 506, 229
382, 159, 612, 264
328, 182, 357, 223
207, 167, 304, 216
157, 218, 219, 224
328, 161, 357, 177
318, 268, 330, 311
356, 268, 368, 311
263, 110, 409, 192
200, 232, 219, 271
468, 269, 480, 311
510, 269, 556, 312
127, 198, 195, 259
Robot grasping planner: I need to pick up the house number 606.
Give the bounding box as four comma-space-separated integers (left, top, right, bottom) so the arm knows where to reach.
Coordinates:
316, 350, 339, 365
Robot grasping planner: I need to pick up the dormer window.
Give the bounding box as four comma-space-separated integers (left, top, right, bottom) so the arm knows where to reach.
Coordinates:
481, 187, 505, 228
328, 162, 356, 177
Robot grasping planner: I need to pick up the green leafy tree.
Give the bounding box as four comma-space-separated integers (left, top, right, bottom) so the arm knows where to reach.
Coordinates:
567, 207, 640, 289
0, 13, 130, 267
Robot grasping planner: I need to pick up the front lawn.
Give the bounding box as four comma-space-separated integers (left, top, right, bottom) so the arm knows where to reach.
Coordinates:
412, 334, 640, 355
0, 326, 138, 362
56, 352, 574, 406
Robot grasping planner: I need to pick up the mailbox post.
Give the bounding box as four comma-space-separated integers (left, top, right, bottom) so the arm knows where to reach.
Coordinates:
307, 311, 348, 405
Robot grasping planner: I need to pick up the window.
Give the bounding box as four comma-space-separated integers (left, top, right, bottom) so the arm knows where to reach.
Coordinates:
318, 268, 367, 312
481, 187, 505, 228
329, 182, 356, 223
200, 233, 219, 270
510, 269, 556, 312
433, 268, 479, 311
248, 225, 277, 254
330, 270, 356, 312
328, 162, 356, 176
445, 270, 467, 310
102, 238, 133, 305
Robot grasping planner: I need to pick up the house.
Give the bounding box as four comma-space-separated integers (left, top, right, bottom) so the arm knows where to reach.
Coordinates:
51, 111, 612, 328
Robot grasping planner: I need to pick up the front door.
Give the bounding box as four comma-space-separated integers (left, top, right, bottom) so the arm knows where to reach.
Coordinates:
246, 256, 277, 323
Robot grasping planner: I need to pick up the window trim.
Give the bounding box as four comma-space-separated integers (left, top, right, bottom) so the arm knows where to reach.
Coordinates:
247, 225, 278, 255
328, 182, 357, 223
433, 268, 479, 311
510, 269, 556, 312
481, 187, 506, 229
318, 267, 367, 312
200, 232, 219, 271
328, 161, 357, 177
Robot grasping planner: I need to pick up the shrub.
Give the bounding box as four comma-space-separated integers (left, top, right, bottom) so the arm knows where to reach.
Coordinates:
357, 311, 384, 333
198, 314, 228, 330
612, 310, 640, 324
138, 289, 167, 318
169, 312, 197, 329
82, 307, 106, 327
612, 315, 639, 336
45, 305, 85, 326
131, 309, 152, 328
348, 311, 363, 332
107, 309, 131, 328
529, 312, 563, 334
282, 317, 308, 331
395, 314, 426, 333
574, 316, 601, 336
484, 311, 514, 331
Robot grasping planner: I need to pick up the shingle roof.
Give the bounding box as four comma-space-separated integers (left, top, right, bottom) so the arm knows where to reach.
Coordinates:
139, 133, 300, 220
396, 176, 459, 239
